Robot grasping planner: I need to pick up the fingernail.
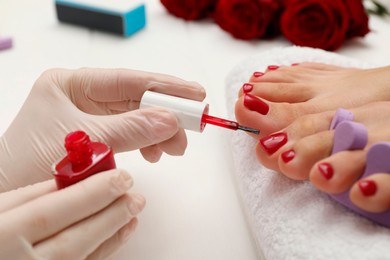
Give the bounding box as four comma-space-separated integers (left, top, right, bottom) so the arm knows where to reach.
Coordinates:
242, 83, 253, 93
267, 65, 279, 70
260, 132, 288, 155
128, 193, 146, 215
244, 94, 269, 115
112, 170, 133, 193
133, 193, 146, 211
358, 179, 377, 196
281, 149, 295, 163
121, 219, 138, 242
318, 162, 333, 180
253, 71, 264, 77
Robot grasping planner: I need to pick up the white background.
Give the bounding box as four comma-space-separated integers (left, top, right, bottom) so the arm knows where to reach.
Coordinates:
1, 1, 390, 259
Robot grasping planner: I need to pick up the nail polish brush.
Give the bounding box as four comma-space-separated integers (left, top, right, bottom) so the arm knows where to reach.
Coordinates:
140, 91, 260, 134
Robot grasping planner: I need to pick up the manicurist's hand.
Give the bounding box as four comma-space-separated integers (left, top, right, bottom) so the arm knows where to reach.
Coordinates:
0, 68, 206, 191
0, 169, 145, 259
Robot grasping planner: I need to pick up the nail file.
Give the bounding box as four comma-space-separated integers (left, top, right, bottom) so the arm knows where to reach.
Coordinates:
55, 0, 146, 37
330, 108, 390, 227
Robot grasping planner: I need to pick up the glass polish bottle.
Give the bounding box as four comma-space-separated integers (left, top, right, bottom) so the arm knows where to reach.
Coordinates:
52, 130, 116, 189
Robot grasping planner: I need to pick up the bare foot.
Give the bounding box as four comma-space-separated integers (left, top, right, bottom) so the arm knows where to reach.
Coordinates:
255, 102, 390, 214
235, 63, 390, 138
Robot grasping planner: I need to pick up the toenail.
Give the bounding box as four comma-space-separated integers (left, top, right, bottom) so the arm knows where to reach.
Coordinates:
291, 63, 300, 66
253, 71, 264, 77
281, 149, 295, 163
242, 83, 253, 93
260, 132, 288, 155
358, 180, 377, 196
244, 94, 269, 115
318, 162, 333, 180
267, 65, 279, 70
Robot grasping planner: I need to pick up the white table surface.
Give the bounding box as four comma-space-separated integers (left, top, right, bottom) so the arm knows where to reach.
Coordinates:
1, 1, 389, 259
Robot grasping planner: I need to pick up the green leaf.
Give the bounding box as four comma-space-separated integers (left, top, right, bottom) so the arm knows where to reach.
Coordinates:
365, 0, 390, 17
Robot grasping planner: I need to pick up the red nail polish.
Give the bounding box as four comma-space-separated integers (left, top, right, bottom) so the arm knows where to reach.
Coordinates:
267, 65, 279, 70
281, 149, 295, 163
253, 71, 264, 77
318, 162, 333, 180
52, 131, 116, 189
244, 94, 269, 115
242, 83, 253, 93
260, 132, 288, 155
358, 180, 377, 196
291, 63, 300, 66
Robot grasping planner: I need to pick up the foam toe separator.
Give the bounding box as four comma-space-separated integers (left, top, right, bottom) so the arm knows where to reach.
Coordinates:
330, 110, 390, 227
332, 121, 368, 154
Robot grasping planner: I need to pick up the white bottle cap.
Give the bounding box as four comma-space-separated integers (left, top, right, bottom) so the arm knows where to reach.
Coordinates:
140, 91, 209, 132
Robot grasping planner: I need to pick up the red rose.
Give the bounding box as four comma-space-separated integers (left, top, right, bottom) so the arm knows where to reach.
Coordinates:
343, 0, 370, 37
160, 0, 217, 20
214, 0, 283, 40
280, 0, 350, 50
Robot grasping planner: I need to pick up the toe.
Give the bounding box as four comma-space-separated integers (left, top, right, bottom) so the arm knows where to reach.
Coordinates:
310, 150, 366, 193
254, 112, 335, 176
350, 174, 390, 213
247, 82, 315, 103
235, 96, 294, 138
235, 93, 334, 139
277, 131, 334, 180
297, 62, 348, 71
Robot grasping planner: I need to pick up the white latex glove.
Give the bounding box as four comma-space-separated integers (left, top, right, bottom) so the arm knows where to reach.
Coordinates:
0, 68, 206, 192
0, 168, 145, 259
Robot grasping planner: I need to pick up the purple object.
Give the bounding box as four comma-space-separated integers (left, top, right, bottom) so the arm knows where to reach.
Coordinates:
332, 121, 368, 154
330, 108, 354, 130
330, 108, 390, 227
0, 37, 12, 51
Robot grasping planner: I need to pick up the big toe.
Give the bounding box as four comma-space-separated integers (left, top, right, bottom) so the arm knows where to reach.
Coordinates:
235, 94, 316, 138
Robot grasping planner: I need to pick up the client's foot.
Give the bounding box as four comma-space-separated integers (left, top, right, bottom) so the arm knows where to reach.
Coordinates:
235, 63, 390, 138
256, 102, 390, 214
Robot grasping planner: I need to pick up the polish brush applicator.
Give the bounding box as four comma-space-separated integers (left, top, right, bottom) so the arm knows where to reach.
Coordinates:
140, 91, 259, 134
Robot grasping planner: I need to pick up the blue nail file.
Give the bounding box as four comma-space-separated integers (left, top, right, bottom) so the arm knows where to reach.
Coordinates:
55, 0, 146, 37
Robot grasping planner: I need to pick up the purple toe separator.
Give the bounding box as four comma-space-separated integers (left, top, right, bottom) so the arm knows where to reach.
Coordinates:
330, 108, 354, 130
330, 108, 390, 228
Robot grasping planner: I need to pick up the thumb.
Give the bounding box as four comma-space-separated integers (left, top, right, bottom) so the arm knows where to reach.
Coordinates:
96, 108, 180, 153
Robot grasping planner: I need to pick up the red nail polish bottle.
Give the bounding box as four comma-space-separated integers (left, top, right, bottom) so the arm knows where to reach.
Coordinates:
52, 131, 116, 189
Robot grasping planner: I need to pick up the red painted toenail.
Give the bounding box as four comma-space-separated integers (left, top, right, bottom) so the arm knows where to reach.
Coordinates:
253, 71, 264, 77
267, 65, 279, 70
281, 149, 295, 163
242, 83, 253, 93
260, 132, 288, 155
358, 180, 377, 196
244, 94, 269, 115
318, 162, 333, 180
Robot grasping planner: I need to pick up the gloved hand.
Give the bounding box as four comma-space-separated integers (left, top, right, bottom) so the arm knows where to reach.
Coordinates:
0, 168, 145, 259
0, 68, 206, 191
